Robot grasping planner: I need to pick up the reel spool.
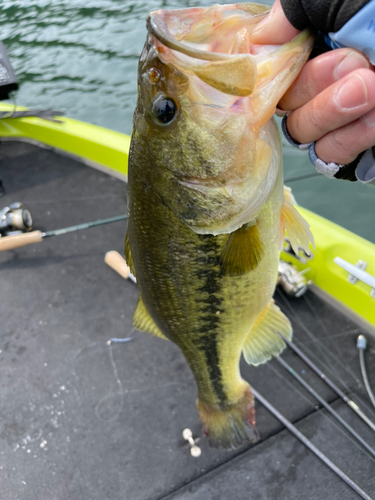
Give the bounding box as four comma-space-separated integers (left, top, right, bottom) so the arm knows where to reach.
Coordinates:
0, 202, 33, 236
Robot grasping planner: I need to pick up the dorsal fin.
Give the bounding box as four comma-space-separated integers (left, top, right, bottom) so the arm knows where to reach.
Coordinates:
220, 221, 264, 277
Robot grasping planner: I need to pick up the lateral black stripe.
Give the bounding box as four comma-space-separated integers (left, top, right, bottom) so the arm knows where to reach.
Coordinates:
195, 236, 226, 404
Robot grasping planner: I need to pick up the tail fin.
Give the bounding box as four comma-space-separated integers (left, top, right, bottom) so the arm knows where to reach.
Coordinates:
197, 385, 259, 449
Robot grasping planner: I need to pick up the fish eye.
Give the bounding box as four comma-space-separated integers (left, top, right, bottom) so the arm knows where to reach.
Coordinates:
152, 95, 177, 125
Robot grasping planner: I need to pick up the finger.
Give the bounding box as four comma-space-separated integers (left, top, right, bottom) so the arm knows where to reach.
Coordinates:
286, 68, 375, 144
250, 0, 299, 45
315, 107, 375, 165
279, 49, 371, 111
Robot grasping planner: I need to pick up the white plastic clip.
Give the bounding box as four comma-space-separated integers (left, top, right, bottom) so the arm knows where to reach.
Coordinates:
182, 428, 201, 457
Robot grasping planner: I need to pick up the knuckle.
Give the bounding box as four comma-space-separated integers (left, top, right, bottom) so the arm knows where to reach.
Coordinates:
307, 100, 326, 137
321, 130, 357, 164
287, 111, 305, 143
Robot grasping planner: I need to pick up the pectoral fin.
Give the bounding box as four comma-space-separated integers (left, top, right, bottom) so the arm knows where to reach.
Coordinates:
220, 222, 264, 277
280, 186, 314, 254
125, 232, 136, 277
243, 300, 292, 366
133, 296, 169, 341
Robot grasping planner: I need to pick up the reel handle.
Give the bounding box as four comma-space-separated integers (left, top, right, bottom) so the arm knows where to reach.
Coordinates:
105, 250, 131, 280
0, 230, 43, 251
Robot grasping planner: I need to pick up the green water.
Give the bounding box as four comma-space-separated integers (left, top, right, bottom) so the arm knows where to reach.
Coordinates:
1, 0, 374, 242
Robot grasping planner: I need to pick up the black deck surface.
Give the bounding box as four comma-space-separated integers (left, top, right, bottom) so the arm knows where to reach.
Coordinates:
0, 141, 375, 500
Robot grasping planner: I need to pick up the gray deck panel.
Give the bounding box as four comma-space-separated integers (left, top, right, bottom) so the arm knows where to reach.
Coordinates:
164, 400, 375, 500
0, 141, 374, 500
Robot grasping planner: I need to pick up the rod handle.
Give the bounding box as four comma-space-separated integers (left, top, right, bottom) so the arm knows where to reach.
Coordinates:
0, 230, 43, 251
105, 250, 131, 280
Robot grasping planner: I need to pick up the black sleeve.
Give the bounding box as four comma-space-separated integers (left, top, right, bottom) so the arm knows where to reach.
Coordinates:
280, 0, 371, 32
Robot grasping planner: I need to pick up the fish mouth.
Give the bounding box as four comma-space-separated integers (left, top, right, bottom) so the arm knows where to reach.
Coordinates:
147, 4, 269, 62
146, 4, 270, 98
143, 5, 314, 235
146, 4, 314, 107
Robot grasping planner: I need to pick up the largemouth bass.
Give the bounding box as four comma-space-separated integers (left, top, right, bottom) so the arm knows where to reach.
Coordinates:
126, 3, 314, 449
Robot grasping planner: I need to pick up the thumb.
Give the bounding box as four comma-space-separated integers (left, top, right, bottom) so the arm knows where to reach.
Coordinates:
250, 0, 300, 45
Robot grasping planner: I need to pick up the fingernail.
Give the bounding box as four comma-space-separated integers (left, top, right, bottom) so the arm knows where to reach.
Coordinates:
335, 74, 368, 109
361, 107, 375, 127
335, 52, 370, 80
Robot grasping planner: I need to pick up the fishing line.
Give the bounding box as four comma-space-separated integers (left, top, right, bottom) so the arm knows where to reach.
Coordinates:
1, 92, 18, 119
299, 338, 375, 423
284, 172, 322, 183
280, 333, 375, 432
276, 290, 354, 387
95, 339, 125, 422
277, 288, 358, 386
253, 387, 374, 500
94, 328, 137, 422
357, 336, 375, 409
302, 293, 375, 415
276, 289, 365, 395
276, 289, 375, 421
278, 291, 375, 421
266, 363, 375, 463
303, 292, 363, 388
276, 356, 375, 459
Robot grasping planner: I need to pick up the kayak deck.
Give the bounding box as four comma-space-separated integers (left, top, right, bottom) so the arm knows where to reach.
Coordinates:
1, 141, 374, 499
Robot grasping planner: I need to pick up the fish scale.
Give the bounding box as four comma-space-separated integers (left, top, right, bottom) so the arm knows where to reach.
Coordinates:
127, 3, 314, 448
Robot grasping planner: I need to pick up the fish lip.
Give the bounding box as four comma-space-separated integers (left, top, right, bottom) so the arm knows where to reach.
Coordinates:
146, 6, 267, 63
147, 12, 229, 62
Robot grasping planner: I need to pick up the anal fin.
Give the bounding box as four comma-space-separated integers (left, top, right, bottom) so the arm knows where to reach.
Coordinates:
133, 296, 169, 341
220, 221, 264, 277
243, 300, 292, 366
280, 186, 314, 254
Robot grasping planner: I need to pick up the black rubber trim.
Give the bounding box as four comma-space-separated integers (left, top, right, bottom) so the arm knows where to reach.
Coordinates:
280, 0, 371, 32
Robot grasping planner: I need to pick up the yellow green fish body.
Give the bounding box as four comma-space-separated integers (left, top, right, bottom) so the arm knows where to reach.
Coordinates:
127, 3, 314, 448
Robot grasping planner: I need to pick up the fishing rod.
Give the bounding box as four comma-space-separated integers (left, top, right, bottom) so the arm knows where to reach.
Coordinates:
357, 335, 375, 409
276, 356, 375, 458
278, 333, 375, 433
0, 214, 128, 252
284, 172, 322, 183
253, 387, 373, 500
105, 250, 136, 283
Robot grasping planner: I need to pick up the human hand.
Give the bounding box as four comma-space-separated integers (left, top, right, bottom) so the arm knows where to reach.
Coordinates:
251, 0, 375, 166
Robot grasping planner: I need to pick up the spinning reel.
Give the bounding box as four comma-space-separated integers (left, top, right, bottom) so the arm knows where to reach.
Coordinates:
0, 202, 33, 236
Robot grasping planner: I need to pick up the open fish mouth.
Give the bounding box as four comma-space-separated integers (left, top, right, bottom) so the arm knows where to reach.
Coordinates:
143, 4, 314, 235
147, 4, 270, 61
146, 4, 313, 103
146, 4, 268, 98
